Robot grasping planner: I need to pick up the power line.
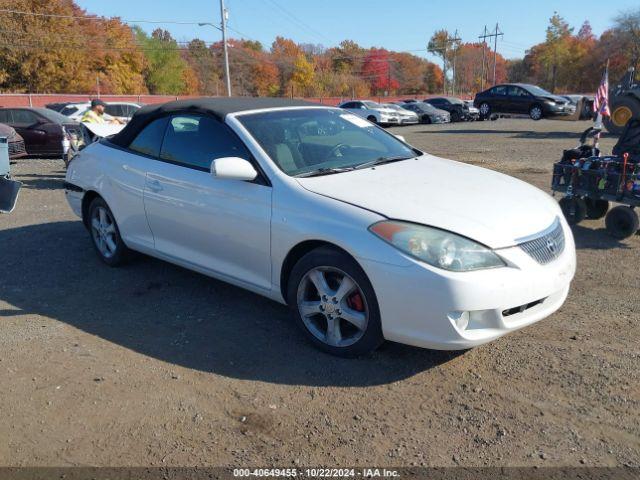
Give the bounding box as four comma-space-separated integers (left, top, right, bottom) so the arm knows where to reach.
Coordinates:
261, 0, 332, 44
479, 23, 503, 86
0, 7, 207, 26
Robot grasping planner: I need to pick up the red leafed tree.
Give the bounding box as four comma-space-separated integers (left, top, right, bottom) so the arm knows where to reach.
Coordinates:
361, 49, 400, 94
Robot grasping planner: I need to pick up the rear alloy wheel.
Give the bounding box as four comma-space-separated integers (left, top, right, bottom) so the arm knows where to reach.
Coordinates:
88, 197, 129, 266
605, 206, 639, 239
584, 198, 609, 220
288, 247, 383, 357
529, 104, 544, 121
479, 102, 491, 119
559, 197, 587, 225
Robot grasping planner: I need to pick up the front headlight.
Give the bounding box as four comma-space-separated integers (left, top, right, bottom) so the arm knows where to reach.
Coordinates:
369, 221, 506, 272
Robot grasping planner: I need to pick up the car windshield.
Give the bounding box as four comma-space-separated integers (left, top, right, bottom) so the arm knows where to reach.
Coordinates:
238, 108, 416, 177
362, 101, 381, 108
36, 108, 76, 124
417, 103, 436, 112
524, 85, 553, 97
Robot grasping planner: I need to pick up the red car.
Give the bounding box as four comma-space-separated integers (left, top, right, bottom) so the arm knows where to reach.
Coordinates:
0, 108, 81, 158
0, 122, 27, 159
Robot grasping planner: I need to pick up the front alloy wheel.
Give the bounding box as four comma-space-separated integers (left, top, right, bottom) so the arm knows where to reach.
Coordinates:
529, 105, 543, 120
288, 247, 383, 356
88, 197, 129, 266
297, 267, 368, 348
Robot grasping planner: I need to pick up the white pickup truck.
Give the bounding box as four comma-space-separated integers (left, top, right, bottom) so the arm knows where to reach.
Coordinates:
337, 100, 401, 126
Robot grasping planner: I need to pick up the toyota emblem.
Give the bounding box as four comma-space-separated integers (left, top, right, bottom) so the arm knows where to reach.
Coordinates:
546, 238, 557, 254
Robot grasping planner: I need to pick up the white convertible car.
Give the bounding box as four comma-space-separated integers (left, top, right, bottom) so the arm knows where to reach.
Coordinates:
65, 98, 576, 356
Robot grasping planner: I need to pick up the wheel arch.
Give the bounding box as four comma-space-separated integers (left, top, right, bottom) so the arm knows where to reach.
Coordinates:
81, 190, 102, 229
279, 240, 360, 303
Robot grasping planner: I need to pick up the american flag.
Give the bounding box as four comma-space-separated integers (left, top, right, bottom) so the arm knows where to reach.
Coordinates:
593, 63, 610, 117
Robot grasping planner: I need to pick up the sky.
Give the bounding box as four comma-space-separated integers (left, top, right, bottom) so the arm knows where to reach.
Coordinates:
75, 0, 638, 63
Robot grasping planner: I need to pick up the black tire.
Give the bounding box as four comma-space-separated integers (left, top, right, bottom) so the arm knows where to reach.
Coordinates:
605, 206, 639, 239
584, 198, 609, 220
450, 111, 460, 122
287, 246, 383, 357
366, 115, 378, 124
559, 197, 587, 225
604, 96, 640, 136
422, 115, 431, 124
87, 197, 130, 266
479, 102, 491, 119
529, 104, 544, 121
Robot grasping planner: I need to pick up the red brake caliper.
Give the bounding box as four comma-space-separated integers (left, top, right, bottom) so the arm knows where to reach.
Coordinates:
347, 292, 364, 312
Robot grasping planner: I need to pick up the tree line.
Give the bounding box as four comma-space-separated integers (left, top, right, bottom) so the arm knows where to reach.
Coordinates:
0, 1, 638, 97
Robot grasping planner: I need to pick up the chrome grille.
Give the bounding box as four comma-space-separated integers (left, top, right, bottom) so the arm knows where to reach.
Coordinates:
8, 139, 26, 157
518, 218, 565, 265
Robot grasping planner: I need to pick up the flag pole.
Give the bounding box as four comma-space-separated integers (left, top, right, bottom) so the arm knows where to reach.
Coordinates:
594, 59, 609, 131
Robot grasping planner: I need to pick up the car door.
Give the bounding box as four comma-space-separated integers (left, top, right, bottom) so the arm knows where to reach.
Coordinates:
10, 110, 49, 154
142, 114, 273, 291
507, 86, 531, 114
488, 86, 508, 112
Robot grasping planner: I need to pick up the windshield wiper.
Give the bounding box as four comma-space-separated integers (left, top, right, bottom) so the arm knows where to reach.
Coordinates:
353, 155, 414, 170
294, 167, 355, 178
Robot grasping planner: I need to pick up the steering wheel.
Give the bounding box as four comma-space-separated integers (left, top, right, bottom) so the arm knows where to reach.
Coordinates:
326, 143, 350, 160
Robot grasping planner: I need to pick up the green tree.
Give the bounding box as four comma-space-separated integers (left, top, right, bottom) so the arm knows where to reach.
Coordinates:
541, 13, 574, 91
135, 27, 190, 95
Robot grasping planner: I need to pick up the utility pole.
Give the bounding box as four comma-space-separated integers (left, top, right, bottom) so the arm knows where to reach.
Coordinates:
479, 26, 488, 91
219, 0, 232, 97
478, 24, 503, 87
451, 29, 461, 96
436, 31, 461, 95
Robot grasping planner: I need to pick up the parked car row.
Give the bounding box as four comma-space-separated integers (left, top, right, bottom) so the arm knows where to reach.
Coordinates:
46, 101, 141, 123
337, 97, 487, 126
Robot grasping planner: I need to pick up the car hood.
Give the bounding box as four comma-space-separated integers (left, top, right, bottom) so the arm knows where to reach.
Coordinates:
296, 154, 560, 249
374, 107, 398, 115
541, 95, 569, 104
432, 108, 449, 116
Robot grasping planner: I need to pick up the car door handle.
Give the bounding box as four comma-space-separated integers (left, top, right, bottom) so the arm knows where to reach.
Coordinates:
147, 179, 163, 192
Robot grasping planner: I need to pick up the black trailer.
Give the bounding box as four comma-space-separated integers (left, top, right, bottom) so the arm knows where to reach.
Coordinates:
552, 121, 640, 239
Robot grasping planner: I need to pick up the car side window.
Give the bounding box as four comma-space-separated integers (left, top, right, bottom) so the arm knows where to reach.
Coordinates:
12, 110, 39, 125
0, 110, 11, 123
341, 102, 355, 109
105, 105, 123, 117
508, 86, 529, 97
128, 117, 169, 157
159, 114, 251, 171
491, 86, 507, 96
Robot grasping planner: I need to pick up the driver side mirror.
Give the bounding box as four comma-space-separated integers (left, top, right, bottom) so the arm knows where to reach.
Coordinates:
211, 157, 258, 181
394, 135, 406, 142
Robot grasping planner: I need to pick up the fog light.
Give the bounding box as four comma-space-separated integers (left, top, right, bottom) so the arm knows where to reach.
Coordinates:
449, 311, 469, 331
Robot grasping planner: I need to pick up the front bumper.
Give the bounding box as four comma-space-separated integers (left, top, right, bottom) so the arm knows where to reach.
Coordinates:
8, 139, 27, 159
357, 220, 576, 350
546, 104, 577, 116
380, 116, 401, 125
400, 117, 419, 125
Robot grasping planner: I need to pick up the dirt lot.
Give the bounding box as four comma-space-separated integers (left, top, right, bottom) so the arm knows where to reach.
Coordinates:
1, 118, 638, 468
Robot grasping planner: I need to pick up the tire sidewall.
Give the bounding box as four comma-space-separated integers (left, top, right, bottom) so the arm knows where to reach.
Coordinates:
530, 104, 543, 121
605, 206, 640, 239
88, 197, 128, 266
479, 102, 491, 118
287, 247, 383, 357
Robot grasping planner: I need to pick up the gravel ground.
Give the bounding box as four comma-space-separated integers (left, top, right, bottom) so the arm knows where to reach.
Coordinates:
0, 118, 638, 468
